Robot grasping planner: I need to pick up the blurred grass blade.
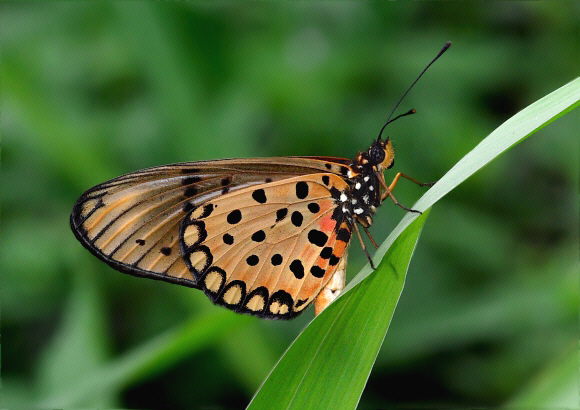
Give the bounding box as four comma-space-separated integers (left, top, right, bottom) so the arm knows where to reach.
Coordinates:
248, 210, 429, 410
39, 311, 250, 408
346, 76, 580, 292
36, 266, 113, 408
504, 341, 579, 408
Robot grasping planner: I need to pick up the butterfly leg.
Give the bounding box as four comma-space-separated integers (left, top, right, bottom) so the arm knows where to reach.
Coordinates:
378, 177, 418, 213
314, 250, 347, 316
353, 223, 376, 269
362, 225, 379, 250
390, 172, 435, 188
379, 172, 432, 213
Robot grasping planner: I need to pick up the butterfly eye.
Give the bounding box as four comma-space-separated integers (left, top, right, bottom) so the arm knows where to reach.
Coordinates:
369, 143, 385, 165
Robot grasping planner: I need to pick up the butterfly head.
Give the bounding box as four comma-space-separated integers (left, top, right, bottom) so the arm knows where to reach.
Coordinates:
365, 137, 395, 171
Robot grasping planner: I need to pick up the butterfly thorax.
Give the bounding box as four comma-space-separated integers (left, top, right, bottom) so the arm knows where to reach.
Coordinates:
330, 137, 395, 229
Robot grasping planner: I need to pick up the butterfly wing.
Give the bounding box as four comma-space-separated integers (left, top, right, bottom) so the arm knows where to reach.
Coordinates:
70, 157, 353, 292
180, 173, 353, 319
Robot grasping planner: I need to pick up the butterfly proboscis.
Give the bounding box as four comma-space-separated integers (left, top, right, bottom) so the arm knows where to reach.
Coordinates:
70, 42, 451, 319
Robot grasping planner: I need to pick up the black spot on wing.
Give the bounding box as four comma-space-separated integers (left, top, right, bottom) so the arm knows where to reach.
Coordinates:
182, 176, 202, 185
296, 182, 309, 199
251, 230, 266, 242
320, 246, 333, 259
252, 189, 267, 204
276, 208, 288, 222
329, 254, 340, 266
308, 203, 320, 213
271, 254, 283, 266
289, 259, 304, 279
246, 255, 259, 266
308, 229, 328, 247
291, 211, 303, 227
310, 265, 325, 278
227, 209, 242, 224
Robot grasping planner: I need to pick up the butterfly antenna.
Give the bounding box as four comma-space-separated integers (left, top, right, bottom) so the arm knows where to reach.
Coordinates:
378, 41, 451, 141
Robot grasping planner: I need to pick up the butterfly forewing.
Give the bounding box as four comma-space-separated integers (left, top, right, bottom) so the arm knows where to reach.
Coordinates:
71, 158, 354, 311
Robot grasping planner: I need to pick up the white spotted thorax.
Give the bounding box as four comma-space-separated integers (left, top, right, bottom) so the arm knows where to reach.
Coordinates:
328, 137, 395, 230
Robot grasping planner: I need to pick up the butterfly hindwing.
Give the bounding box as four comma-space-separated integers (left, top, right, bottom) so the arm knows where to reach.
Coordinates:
180, 173, 352, 319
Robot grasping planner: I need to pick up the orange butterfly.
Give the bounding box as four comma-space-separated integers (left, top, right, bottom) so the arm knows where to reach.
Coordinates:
70, 42, 450, 319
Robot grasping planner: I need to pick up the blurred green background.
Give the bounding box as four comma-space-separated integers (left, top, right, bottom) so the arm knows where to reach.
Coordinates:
2, 2, 578, 409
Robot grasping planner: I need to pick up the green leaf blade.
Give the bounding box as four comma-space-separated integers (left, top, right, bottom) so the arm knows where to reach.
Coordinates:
248, 210, 430, 410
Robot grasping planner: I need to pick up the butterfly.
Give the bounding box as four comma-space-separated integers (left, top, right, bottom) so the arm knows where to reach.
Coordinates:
70, 42, 451, 320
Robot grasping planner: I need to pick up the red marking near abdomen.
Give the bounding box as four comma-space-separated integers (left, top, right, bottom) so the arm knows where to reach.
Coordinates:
318, 211, 337, 233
